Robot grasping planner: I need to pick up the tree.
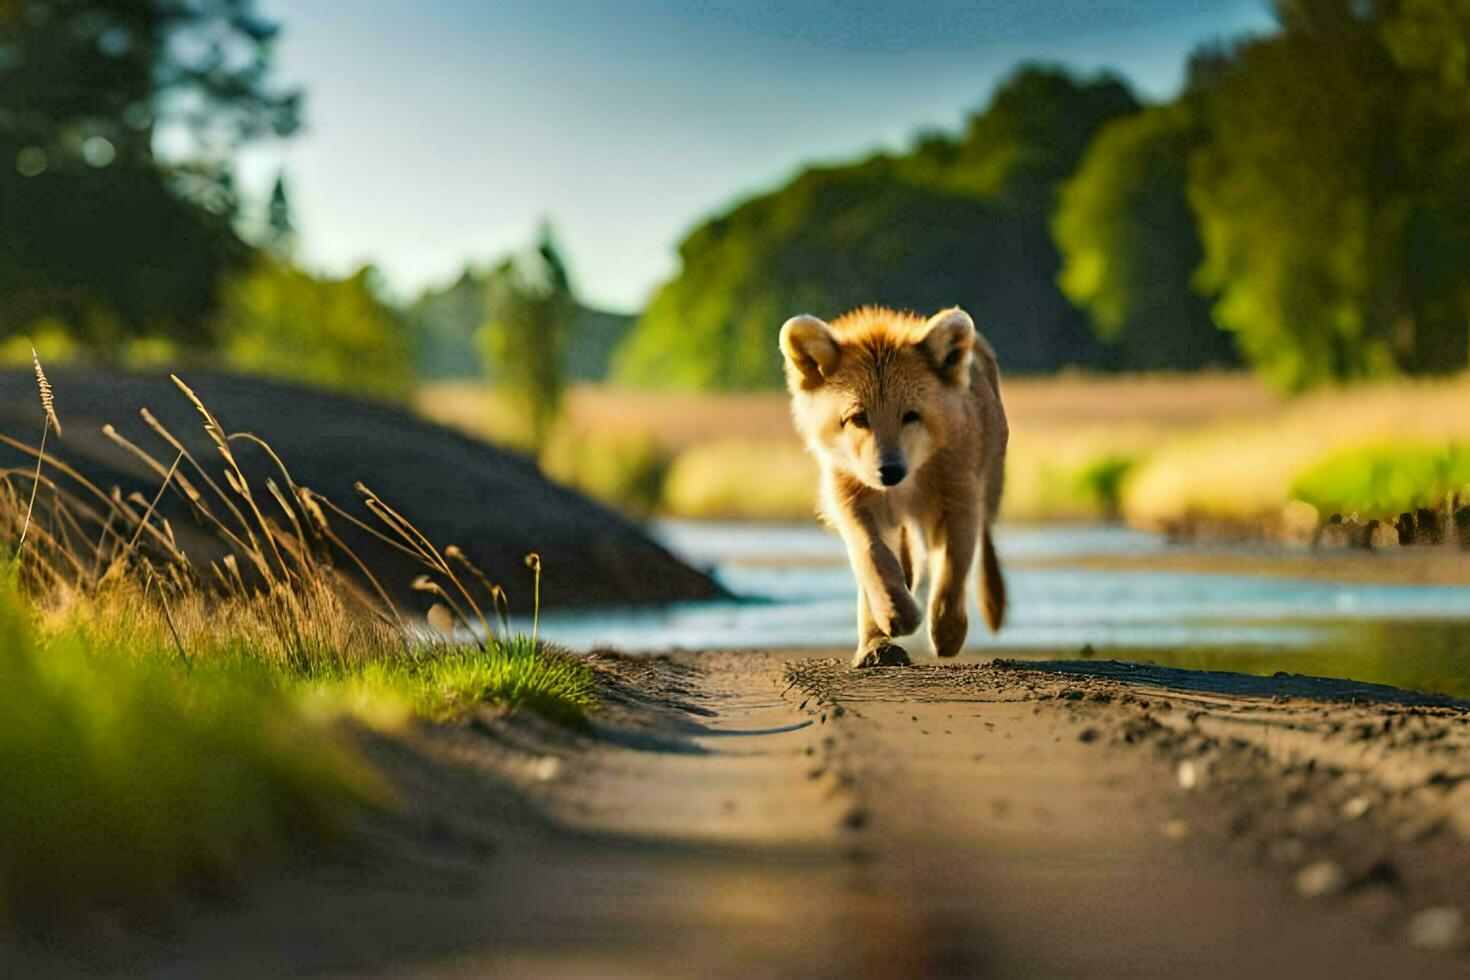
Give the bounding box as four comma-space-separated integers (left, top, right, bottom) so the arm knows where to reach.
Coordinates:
215, 258, 414, 401
1376, 0, 1470, 372
1054, 103, 1237, 369
944, 64, 1141, 211
479, 226, 577, 449
408, 264, 633, 383
614, 66, 1138, 389
1187, 0, 1470, 388
0, 0, 299, 349
265, 172, 296, 257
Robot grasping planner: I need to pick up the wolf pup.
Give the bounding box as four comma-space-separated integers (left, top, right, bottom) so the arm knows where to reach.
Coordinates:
780, 306, 1008, 667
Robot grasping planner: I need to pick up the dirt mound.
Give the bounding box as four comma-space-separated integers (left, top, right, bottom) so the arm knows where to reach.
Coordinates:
0, 368, 722, 613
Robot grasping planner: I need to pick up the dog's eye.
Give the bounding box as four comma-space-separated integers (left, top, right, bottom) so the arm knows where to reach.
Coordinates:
902, 411, 921, 425
845, 411, 869, 430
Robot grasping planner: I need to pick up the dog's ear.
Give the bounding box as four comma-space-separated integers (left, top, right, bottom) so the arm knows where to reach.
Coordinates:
917, 307, 975, 386
780, 314, 839, 389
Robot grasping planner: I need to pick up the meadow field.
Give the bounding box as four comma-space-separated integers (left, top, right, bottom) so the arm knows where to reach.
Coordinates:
418, 372, 1470, 538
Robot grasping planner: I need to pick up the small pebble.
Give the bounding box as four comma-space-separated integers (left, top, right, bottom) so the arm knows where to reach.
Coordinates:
1341, 794, 1372, 820
1077, 727, 1100, 743
1162, 819, 1191, 841
1177, 760, 1201, 790
1295, 860, 1348, 899
530, 756, 561, 782
1407, 907, 1463, 950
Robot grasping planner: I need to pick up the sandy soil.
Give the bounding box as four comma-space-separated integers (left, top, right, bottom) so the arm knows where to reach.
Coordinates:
14, 650, 1470, 977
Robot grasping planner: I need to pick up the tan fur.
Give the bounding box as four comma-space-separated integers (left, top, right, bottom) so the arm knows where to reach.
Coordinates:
780, 305, 1008, 665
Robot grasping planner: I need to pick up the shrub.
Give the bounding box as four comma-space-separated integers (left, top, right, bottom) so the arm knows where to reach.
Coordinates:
1291, 443, 1470, 520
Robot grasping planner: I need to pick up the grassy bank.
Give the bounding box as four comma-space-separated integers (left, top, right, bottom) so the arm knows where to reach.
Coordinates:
1123, 376, 1470, 534
419, 373, 1470, 538
416, 374, 1281, 522
0, 369, 594, 927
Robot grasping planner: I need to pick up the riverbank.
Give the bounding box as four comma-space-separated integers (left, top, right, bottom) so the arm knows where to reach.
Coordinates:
17, 649, 1468, 976
417, 374, 1470, 544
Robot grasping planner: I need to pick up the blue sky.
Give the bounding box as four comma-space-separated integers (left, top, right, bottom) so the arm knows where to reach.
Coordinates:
239, 1, 1275, 310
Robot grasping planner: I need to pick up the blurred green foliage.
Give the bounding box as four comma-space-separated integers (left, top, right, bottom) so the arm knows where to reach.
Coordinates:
540, 426, 670, 514
479, 227, 577, 449
216, 257, 415, 401
0, 566, 377, 926
1291, 443, 1470, 519
8, 0, 1470, 403
409, 269, 633, 384
617, 3, 1470, 392
615, 66, 1136, 389
1188, 0, 1470, 389
1054, 103, 1236, 369
0, 0, 297, 350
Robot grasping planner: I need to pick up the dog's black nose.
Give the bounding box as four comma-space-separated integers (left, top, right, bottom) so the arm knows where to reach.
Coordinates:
879, 462, 907, 486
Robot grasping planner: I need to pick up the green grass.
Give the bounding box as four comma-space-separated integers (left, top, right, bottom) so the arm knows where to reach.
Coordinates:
1122, 375, 1470, 528
1290, 443, 1470, 521
0, 565, 601, 929
0, 365, 602, 928
0, 567, 377, 926
312, 635, 597, 728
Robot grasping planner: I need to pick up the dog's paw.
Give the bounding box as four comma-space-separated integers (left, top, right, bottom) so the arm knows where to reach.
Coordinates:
929, 599, 969, 658
870, 587, 921, 637
851, 638, 911, 669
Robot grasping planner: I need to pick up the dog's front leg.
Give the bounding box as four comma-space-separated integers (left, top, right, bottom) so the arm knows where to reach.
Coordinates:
928, 506, 979, 658
835, 503, 920, 663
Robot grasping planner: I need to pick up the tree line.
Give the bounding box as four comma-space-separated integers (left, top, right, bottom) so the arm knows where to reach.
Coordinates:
617, 0, 1470, 391
5, 0, 1470, 408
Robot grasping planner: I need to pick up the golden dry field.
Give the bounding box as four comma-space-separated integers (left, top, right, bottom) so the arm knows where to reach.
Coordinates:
418, 372, 1470, 530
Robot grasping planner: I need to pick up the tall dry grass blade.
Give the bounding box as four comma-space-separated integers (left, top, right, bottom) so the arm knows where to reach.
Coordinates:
0, 467, 120, 551
17, 348, 60, 553
490, 584, 510, 637
445, 544, 503, 642
16, 418, 47, 554
310, 492, 422, 561
356, 483, 443, 566
295, 489, 401, 623
105, 452, 184, 580
102, 424, 204, 506
265, 478, 309, 555
357, 483, 492, 638
0, 432, 135, 536
31, 348, 60, 437
171, 375, 286, 584
221, 554, 248, 596
411, 575, 479, 645
140, 407, 258, 544
524, 552, 543, 647
229, 432, 301, 493
89, 509, 117, 583
145, 566, 191, 667
360, 497, 439, 567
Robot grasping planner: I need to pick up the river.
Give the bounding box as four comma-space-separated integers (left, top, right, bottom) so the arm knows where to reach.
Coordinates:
532, 520, 1470, 698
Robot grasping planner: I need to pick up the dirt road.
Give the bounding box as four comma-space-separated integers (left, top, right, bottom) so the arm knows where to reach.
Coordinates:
22, 650, 1470, 977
